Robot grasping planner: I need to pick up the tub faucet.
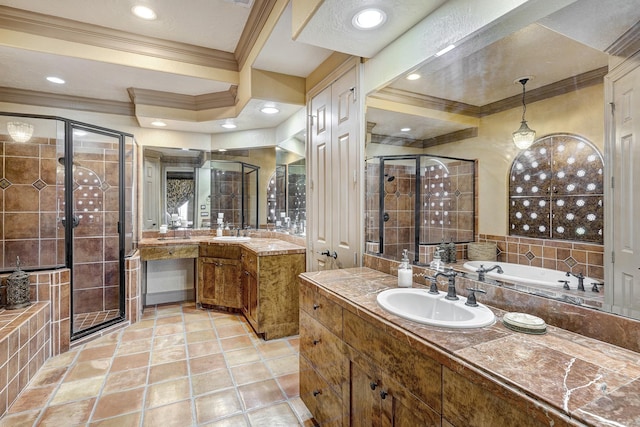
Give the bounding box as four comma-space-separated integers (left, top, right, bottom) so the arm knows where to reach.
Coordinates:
566, 271, 585, 291
475, 264, 503, 282
435, 268, 458, 300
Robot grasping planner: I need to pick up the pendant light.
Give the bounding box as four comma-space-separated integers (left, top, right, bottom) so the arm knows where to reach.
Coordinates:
512, 78, 536, 150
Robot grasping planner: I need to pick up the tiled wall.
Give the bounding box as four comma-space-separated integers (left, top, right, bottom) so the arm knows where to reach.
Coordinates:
478, 233, 604, 280
210, 170, 242, 227
0, 136, 64, 271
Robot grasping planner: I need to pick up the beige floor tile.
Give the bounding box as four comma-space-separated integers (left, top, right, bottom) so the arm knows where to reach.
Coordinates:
189, 352, 227, 375
50, 377, 103, 405
289, 396, 314, 424
65, 358, 111, 381
116, 338, 153, 355
186, 329, 217, 343
103, 366, 148, 394
77, 344, 117, 362
219, 335, 253, 352
151, 346, 187, 365
155, 315, 183, 325
110, 352, 150, 372
276, 373, 300, 398
155, 323, 184, 336
188, 340, 222, 358
204, 413, 250, 426
224, 347, 260, 367
256, 340, 295, 359
92, 387, 145, 420
185, 319, 214, 332
237, 379, 286, 411
89, 411, 141, 426
231, 361, 273, 386
148, 360, 189, 384
194, 389, 243, 424
125, 319, 155, 330
143, 399, 194, 427
41, 349, 79, 369
266, 354, 300, 377
191, 369, 234, 396
216, 323, 248, 338
27, 366, 68, 388
7, 385, 55, 413
246, 402, 300, 426
153, 333, 185, 350
0, 410, 40, 427
145, 378, 191, 408
39, 398, 96, 425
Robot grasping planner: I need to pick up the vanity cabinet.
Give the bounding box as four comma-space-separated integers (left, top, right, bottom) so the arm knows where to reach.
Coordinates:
241, 249, 305, 340
198, 244, 241, 309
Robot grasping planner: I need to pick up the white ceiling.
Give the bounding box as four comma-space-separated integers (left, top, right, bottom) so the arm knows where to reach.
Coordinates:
0, 0, 639, 139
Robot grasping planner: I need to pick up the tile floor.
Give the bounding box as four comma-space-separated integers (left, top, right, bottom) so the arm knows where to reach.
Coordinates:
1, 302, 314, 426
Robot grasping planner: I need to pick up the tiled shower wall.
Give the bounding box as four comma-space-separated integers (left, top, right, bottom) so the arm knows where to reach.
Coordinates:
210, 170, 242, 227
0, 136, 64, 271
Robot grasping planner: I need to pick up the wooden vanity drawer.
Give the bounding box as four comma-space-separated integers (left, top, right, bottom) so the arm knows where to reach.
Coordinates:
343, 309, 442, 412
300, 280, 343, 337
140, 244, 198, 261
199, 243, 240, 259
241, 250, 258, 275
300, 355, 344, 427
300, 311, 347, 395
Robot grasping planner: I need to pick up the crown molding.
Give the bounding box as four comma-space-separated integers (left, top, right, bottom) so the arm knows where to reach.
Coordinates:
606, 20, 640, 58
0, 5, 237, 71
0, 86, 133, 116
372, 88, 482, 117
371, 127, 478, 148
235, 0, 278, 70
127, 87, 238, 111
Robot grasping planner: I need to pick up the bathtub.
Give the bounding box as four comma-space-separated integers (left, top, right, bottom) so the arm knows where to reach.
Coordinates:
462, 260, 597, 290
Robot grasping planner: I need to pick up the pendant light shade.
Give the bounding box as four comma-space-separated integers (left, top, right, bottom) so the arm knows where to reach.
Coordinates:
512, 78, 535, 150
7, 121, 34, 143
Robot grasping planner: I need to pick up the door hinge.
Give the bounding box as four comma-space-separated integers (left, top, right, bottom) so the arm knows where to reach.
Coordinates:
609, 102, 615, 113
350, 87, 357, 102
611, 176, 615, 189
611, 251, 615, 264
354, 252, 358, 265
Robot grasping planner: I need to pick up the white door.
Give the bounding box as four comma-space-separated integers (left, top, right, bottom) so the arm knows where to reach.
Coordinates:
607, 59, 640, 318
308, 65, 361, 271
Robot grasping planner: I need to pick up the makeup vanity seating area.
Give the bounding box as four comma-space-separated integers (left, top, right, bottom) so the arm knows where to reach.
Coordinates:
139, 232, 305, 340
299, 263, 640, 427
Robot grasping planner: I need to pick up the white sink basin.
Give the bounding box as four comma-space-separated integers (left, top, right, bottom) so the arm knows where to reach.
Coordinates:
376, 288, 495, 329
212, 236, 251, 242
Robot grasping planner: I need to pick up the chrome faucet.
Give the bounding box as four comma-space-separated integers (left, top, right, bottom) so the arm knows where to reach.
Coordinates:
566, 271, 585, 291
435, 268, 458, 300
476, 264, 504, 282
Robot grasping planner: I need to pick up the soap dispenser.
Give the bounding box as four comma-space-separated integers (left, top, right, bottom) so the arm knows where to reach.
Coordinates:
398, 249, 413, 288
216, 222, 223, 237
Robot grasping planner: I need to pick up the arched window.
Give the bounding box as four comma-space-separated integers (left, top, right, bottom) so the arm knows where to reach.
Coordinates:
509, 134, 603, 244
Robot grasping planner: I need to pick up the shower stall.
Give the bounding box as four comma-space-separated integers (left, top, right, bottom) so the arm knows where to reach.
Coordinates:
207, 160, 259, 230
0, 113, 136, 339
365, 154, 475, 264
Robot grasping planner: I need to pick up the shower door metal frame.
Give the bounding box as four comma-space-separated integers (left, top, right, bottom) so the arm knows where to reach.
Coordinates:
241, 162, 260, 230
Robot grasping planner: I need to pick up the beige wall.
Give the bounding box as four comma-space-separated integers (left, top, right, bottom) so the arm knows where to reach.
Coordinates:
391, 83, 604, 237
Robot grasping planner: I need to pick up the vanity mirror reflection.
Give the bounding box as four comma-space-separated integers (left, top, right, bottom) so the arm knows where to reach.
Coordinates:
364, 1, 640, 319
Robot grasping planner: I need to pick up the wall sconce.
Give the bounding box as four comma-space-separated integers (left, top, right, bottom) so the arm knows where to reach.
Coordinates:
7, 121, 34, 143
512, 78, 536, 150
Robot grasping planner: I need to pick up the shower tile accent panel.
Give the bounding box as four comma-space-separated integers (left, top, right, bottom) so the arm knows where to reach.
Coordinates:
211, 170, 242, 227
0, 137, 64, 271
383, 165, 415, 260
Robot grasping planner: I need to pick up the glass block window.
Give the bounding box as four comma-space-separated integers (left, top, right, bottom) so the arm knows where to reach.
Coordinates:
509, 134, 603, 244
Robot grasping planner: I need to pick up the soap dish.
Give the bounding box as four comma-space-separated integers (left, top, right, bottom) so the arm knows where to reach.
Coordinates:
502, 312, 547, 334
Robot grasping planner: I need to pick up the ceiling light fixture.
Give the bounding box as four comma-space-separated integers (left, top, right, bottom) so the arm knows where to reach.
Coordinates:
406, 73, 421, 81
260, 106, 279, 115
400, 127, 411, 132
132, 5, 157, 20
352, 8, 386, 30
46, 76, 65, 84
221, 121, 237, 129
218, 148, 227, 152
151, 120, 167, 127
7, 121, 34, 143
512, 77, 536, 150
435, 44, 456, 57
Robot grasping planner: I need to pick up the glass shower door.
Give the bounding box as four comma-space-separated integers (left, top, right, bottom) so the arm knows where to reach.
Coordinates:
69, 124, 124, 337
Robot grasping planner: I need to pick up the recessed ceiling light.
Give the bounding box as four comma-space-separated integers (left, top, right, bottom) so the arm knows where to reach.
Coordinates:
221, 122, 237, 129
132, 5, 157, 20
260, 106, 279, 115
218, 148, 227, 152
352, 8, 386, 30
401, 127, 411, 132
406, 73, 421, 81
435, 44, 456, 57
46, 76, 65, 84
151, 120, 167, 127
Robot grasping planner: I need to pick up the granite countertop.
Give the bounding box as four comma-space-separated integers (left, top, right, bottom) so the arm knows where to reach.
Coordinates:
139, 236, 305, 256
300, 267, 640, 427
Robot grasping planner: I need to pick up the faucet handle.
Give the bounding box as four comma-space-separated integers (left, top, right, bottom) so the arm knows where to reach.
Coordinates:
465, 288, 486, 307
558, 279, 570, 290
591, 282, 603, 293
426, 276, 439, 294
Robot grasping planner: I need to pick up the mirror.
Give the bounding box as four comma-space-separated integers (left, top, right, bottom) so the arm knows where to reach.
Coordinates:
364, 2, 639, 317
143, 146, 267, 231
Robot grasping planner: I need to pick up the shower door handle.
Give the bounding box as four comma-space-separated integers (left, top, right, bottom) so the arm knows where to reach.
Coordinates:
61, 215, 80, 229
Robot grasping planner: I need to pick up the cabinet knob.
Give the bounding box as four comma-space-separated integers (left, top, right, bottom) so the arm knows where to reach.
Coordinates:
313, 389, 322, 397
313, 303, 320, 310
380, 390, 388, 399
369, 381, 378, 390
313, 339, 321, 345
